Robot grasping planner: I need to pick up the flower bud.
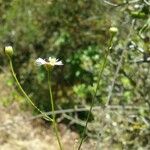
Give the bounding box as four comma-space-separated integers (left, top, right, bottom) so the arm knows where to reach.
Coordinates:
4, 46, 14, 57
109, 27, 118, 35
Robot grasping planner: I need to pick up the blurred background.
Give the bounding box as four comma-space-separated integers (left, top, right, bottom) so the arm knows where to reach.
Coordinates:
0, 0, 150, 149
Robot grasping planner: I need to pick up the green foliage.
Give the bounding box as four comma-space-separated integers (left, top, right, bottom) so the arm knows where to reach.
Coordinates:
0, 0, 150, 148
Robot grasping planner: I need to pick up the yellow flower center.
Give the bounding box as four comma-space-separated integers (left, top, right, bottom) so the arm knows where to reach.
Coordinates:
48, 57, 56, 66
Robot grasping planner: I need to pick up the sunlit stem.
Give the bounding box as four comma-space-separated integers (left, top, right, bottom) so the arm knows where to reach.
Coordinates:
78, 35, 114, 150
47, 70, 63, 150
8, 56, 53, 122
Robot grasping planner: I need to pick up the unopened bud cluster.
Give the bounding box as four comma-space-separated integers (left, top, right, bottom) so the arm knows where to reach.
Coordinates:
4, 46, 14, 57
109, 27, 118, 35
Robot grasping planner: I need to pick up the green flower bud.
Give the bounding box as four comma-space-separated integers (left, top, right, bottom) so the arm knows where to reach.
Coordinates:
109, 27, 118, 35
4, 46, 14, 57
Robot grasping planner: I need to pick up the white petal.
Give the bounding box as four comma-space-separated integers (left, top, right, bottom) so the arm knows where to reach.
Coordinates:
48, 57, 52, 61
55, 61, 63, 65
35, 58, 46, 66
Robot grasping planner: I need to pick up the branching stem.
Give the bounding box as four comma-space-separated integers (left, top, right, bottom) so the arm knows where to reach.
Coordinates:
78, 35, 114, 150
8, 56, 53, 122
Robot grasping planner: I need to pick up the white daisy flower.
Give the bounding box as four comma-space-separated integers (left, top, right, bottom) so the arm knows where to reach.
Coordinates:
35, 57, 63, 69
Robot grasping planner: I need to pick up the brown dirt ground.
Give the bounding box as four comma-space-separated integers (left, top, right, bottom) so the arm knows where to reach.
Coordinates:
0, 103, 95, 150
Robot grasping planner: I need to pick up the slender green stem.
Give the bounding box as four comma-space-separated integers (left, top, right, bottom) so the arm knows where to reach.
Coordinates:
8, 57, 53, 122
78, 36, 114, 150
48, 70, 63, 150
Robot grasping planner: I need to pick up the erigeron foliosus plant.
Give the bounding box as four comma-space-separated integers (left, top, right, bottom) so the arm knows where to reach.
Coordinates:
4, 26, 117, 150
4, 46, 52, 121
4, 46, 63, 150
35, 57, 63, 150
77, 27, 118, 150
